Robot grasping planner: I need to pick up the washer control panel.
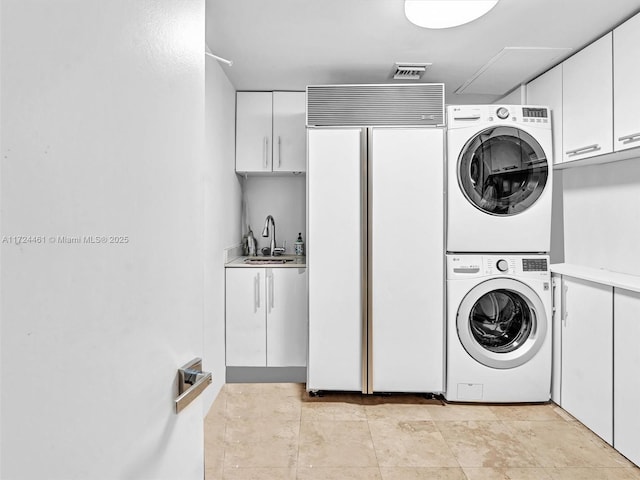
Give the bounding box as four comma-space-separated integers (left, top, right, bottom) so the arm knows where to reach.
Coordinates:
447, 255, 550, 278
522, 258, 548, 272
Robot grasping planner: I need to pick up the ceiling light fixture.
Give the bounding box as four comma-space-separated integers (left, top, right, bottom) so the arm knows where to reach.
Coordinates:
404, 0, 499, 29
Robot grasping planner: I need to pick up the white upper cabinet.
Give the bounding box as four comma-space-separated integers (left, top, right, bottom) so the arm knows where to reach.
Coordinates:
236, 91, 306, 174
236, 92, 273, 173
562, 33, 613, 162
614, 12, 640, 153
527, 64, 563, 165
272, 92, 307, 173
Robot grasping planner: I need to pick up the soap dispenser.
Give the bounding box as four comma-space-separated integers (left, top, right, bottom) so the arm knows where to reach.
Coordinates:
294, 232, 305, 256
247, 227, 257, 256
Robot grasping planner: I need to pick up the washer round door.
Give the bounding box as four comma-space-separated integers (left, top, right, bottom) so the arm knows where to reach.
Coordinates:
457, 278, 547, 369
458, 126, 549, 216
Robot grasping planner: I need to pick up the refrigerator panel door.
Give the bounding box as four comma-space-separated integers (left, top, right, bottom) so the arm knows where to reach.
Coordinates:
371, 128, 445, 393
307, 128, 363, 391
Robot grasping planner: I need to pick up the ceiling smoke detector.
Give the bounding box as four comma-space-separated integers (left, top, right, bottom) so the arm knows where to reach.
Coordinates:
393, 62, 431, 80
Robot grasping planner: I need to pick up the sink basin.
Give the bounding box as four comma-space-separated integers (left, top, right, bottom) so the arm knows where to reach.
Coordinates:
243, 257, 295, 265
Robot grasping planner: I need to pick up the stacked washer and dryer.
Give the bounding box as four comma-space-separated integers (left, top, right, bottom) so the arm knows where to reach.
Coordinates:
445, 105, 553, 403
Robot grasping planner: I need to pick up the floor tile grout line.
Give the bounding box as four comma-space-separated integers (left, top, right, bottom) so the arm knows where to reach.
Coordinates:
498, 417, 546, 469
295, 388, 302, 479
363, 405, 384, 478
221, 386, 228, 478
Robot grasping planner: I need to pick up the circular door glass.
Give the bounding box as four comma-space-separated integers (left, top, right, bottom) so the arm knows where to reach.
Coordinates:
456, 278, 547, 369
469, 289, 532, 354
458, 126, 548, 216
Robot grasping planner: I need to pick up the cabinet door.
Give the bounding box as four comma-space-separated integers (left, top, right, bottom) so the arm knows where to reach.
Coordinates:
307, 128, 363, 391
236, 92, 273, 172
273, 92, 306, 173
527, 64, 563, 165
225, 268, 266, 366
371, 128, 444, 393
266, 268, 308, 367
550, 274, 563, 404
561, 276, 613, 444
562, 33, 613, 162
614, 12, 640, 152
614, 288, 640, 465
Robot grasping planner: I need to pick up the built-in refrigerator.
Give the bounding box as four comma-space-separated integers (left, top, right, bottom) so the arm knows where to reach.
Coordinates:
307, 115, 445, 393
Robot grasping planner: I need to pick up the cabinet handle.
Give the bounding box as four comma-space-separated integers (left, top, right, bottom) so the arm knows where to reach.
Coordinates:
562, 282, 568, 327
565, 144, 600, 156
618, 132, 640, 143
270, 271, 274, 310
263, 137, 269, 169
254, 272, 260, 312
551, 277, 557, 317
266, 269, 274, 313
277, 136, 282, 168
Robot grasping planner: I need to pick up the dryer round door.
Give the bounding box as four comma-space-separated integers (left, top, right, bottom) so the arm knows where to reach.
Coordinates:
457, 278, 547, 369
458, 126, 549, 216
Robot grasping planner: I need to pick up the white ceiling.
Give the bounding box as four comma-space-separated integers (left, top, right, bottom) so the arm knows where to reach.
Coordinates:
206, 0, 640, 105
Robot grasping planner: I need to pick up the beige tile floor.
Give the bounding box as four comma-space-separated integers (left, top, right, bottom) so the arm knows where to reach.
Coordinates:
204, 383, 640, 480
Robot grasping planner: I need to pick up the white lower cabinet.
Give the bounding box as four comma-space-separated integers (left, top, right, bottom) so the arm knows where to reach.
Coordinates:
226, 267, 307, 367
551, 274, 563, 403
614, 288, 640, 465
560, 276, 613, 444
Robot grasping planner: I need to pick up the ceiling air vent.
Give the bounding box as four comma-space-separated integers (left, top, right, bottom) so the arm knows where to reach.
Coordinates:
392, 62, 431, 80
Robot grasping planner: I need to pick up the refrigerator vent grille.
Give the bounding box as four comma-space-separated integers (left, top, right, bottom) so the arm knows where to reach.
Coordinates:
306, 84, 445, 127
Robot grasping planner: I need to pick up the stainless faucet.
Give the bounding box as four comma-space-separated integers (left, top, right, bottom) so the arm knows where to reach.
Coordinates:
261, 215, 277, 256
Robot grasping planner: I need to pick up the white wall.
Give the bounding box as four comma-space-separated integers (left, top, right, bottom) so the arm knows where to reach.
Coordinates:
243, 175, 306, 255
550, 170, 565, 264
494, 84, 526, 105
203, 56, 242, 409
563, 158, 640, 274
1, 1, 207, 479
0, 2, 3, 473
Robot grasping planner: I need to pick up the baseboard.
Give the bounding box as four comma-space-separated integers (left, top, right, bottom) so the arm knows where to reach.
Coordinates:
226, 367, 307, 383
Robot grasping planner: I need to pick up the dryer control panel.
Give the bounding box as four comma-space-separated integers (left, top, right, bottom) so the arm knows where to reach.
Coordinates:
447, 105, 551, 129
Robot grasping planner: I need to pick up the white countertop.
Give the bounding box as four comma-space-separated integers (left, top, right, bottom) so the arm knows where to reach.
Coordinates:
551, 263, 640, 293
226, 255, 306, 268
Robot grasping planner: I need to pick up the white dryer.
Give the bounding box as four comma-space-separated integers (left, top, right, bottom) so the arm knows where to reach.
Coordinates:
446, 254, 552, 403
446, 105, 553, 253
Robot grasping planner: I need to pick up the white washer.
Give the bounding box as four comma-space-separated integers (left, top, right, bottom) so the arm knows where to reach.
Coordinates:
446, 254, 552, 403
447, 105, 553, 253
